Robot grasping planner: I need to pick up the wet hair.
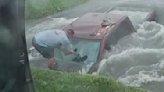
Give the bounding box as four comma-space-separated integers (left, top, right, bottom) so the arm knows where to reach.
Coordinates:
66, 29, 74, 35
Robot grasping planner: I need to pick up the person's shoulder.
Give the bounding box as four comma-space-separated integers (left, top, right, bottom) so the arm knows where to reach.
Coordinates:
56, 29, 63, 31
60, 32, 69, 42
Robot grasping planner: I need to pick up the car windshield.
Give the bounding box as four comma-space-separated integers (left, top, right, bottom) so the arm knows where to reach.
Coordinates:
54, 38, 101, 71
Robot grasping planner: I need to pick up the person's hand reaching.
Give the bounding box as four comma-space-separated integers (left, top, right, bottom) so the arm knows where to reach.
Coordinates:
69, 50, 75, 54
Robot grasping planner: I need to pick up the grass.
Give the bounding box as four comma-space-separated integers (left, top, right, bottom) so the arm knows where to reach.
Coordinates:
25, 0, 88, 19
31, 67, 151, 92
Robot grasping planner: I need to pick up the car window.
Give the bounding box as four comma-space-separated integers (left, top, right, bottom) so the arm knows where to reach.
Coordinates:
105, 32, 117, 50
114, 21, 132, 41
105, 21, 132, 50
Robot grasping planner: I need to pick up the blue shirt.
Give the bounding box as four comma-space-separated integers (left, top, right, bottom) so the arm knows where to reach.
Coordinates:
34, 29, 69, 50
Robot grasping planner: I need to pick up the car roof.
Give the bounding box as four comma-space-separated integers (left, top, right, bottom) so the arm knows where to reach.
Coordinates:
64, 13, 127, 40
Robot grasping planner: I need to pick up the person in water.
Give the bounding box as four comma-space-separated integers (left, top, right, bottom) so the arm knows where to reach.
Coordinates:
32, 29, 75, 70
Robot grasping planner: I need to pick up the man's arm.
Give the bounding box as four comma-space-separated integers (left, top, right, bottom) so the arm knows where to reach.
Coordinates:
58, 46, 74, 55
58, 38, 74, 55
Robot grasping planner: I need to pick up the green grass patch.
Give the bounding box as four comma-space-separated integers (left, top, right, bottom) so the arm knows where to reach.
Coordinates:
25, 0, 88, 19
31, 67, 151, 92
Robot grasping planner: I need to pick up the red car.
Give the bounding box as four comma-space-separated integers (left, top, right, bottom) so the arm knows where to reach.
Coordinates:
41, 6, 156, 73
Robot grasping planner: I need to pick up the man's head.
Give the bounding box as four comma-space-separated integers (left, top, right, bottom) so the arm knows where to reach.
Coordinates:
65, 29, 74, 39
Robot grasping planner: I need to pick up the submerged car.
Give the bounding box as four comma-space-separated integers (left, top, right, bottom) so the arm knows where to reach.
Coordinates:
30, 6, 156, 73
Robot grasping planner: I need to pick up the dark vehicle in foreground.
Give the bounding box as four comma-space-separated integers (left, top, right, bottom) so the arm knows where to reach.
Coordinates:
0, 0, 35, 92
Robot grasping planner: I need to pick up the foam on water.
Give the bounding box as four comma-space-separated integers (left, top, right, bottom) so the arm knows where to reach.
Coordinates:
79, 62, 94, 74
117, 60, 164, 87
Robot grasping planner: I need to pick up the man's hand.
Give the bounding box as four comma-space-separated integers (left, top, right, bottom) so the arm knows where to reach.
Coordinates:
58, 46, 75, 55
68, 50, 75, 54
65, 50, 74, 55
